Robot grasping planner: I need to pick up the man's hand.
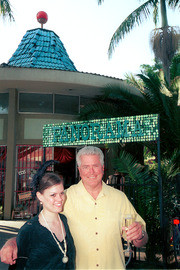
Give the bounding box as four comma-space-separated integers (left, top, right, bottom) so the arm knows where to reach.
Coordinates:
0, 237, 17, 265
122, 222, 148, 247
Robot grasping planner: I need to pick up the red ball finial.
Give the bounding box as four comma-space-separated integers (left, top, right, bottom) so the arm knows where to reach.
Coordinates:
36, 11, 48, 28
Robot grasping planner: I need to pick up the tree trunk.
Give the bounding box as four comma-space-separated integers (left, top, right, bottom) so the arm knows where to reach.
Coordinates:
160, 0, 168, 27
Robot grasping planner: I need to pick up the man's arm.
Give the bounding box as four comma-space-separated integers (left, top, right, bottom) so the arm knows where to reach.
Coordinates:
0, 237, 17, 265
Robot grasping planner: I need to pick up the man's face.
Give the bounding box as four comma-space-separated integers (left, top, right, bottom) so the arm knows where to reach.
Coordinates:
78, 154, 104, 189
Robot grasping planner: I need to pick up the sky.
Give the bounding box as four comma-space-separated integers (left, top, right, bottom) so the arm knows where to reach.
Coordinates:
0, 0, 179, 79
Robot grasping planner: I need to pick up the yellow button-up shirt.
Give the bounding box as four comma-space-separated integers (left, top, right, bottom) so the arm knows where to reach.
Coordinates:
63, 181, 146, 269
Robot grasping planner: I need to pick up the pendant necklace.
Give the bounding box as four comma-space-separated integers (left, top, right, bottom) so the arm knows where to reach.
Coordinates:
41, 210, 68, 264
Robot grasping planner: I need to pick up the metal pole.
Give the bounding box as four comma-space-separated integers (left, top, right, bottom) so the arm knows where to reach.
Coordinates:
43, 147, 46, 163
157, 143, 163, 226
157, 115, 166, 267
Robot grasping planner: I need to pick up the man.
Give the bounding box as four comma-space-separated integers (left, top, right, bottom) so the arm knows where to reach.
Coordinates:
0, 146, 148, 269
106, 169, 125, 191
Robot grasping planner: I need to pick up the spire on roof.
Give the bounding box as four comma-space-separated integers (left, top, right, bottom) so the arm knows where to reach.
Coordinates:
8, 12, 77, 71
36, 11, 48, 29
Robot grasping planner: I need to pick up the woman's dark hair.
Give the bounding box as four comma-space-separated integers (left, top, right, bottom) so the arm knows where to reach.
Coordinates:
31, 160, 61, 198
38, 172, 63, 194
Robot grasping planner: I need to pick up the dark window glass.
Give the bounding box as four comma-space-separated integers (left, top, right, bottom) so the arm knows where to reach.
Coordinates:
55, 95, 79, 115
80, 96, 91, 110
19, 93, 53, 113
0, 93, 9, 114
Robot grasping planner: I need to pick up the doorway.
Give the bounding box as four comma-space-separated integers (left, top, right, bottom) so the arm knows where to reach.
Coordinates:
54, 147, 76, 188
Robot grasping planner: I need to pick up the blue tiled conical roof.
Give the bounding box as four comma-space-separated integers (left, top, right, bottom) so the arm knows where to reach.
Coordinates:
8, 28, 77, 71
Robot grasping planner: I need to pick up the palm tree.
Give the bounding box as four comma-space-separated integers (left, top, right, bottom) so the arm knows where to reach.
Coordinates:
97, 0, 180, 84
79, 62, 180, 164
0, 0, 14, 21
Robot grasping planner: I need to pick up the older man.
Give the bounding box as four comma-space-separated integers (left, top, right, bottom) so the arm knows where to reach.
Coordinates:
1, 146, 148, 269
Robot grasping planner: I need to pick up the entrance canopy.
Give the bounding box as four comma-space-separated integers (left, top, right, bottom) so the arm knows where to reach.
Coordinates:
43, 114, 158, 147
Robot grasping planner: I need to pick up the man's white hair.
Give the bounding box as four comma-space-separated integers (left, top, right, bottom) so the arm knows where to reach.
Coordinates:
76, 146, 104, 167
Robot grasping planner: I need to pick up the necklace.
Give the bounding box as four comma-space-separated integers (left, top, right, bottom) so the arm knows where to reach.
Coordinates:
41, 210, 68, 264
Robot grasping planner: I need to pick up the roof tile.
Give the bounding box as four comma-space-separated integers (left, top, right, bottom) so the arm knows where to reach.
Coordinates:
8, 28, 77, 71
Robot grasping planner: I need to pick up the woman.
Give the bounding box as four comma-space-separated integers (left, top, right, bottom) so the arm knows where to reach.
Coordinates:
15, 160, 75, 270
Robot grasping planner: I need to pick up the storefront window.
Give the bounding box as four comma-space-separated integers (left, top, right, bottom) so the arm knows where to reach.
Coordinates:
0, 93, 8, 114
13, 145, 53, 218
19, 93, 80, 115
55, 94, 79, 115
80, 96, 91, 110
13, 146, 77, 218
19, 93, 53, 113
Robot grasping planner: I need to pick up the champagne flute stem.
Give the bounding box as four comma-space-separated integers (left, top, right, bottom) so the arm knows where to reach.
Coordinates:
127, 240, 130, 251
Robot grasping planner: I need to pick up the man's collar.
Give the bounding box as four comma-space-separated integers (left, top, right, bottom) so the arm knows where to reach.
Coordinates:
79, 180, 108, 200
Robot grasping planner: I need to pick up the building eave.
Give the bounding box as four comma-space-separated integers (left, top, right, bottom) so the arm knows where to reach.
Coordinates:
0, 66, 141, 97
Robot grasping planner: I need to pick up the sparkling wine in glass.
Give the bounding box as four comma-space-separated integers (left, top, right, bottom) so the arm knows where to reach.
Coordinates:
124, 214, 135, 250
122, 214, 135, 266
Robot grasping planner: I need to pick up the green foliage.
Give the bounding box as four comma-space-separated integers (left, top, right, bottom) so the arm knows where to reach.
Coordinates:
170, 53, 180, 79
125, 71, 180, 163
113, 150, 161, 260
113, 150, 179, 262
80, 67, 180, 163
97, 0, 104, 4
139, 54, 180, 79
140, 61, 162, 75
168, 0, 180, 8
150, 26, 180, 83
107, 0, 158, 57
160, 149, 180, 217
0, 0, 14, 21
97, 0, 180, 57
97, 0, 180, 84
113, 150, 147, 181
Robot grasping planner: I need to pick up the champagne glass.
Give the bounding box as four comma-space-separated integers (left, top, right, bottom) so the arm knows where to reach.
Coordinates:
122, 214, 135, 266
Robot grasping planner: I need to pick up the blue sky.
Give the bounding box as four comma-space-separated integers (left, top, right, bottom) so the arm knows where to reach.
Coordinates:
0, 0, 179, 79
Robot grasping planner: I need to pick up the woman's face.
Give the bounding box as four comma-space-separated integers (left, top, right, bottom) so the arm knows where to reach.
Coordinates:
37, 183, 66, 213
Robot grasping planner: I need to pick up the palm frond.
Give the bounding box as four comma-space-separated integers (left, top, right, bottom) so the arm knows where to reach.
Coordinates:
153, 0, 159, 26
126, 72, 165, 112
113, 151, 146, 182
0, 0, 14, 21
170, 53, 180, 79
103, 85, 151, 115
97, 0, 104, 5
125, 71, 179, 158
125, 73, 146, 93
79, 66, 179, 160
168, 0, 180, 9
150, 26, 180, 67
79, 100, 120, 120
108, 0, 158, 57
137, 73, 179, 142
161, 150, 180, 177
136, 73, 166, 110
